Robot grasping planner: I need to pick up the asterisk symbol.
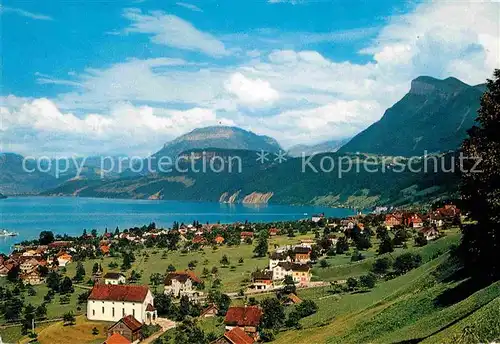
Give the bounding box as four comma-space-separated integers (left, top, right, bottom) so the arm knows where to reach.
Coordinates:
256, 150, 270, 164
274, 150, 287, 163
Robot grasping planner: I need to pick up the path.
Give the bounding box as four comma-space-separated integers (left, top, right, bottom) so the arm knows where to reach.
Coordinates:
141, 318, 176, 344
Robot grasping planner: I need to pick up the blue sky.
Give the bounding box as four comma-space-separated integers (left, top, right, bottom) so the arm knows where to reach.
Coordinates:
1, 0, 499, 156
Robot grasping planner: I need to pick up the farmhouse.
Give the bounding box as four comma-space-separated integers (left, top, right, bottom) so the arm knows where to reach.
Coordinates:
249, 271, 273, 291
214, 327, 255, 344
87, 284, 156, 323
385, 214, 402, 228
107, 315, 143, 343
293, 246, 312, 263
224, 306, 262, 336
164, 271, 203, 299
21, 269, 45, 285
268, 251, 291, 270
420, 227, 440, 241
104, 272, 127, 285
200, 304, 219, 318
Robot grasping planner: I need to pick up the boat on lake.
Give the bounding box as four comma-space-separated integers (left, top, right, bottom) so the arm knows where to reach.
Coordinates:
0, 229, 18, 237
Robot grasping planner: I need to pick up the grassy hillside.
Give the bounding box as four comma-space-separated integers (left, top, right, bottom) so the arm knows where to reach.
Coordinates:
273, 239, 500, 344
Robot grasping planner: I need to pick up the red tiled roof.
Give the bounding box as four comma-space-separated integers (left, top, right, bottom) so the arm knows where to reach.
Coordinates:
103, 333, 131, 344
120, 315, 143, 332
88, 284, 149, 303
224, 327, 254, 344
240, 232, 254, 237
224, 306, 262, 327
164, 270, 202, 285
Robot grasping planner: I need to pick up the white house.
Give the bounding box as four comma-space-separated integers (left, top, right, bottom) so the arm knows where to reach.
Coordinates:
87, 284, 156, 323
103, 272, 126, 285
272, 262, 293, 281
268, 251, 291, 270
164, 271, 203, 300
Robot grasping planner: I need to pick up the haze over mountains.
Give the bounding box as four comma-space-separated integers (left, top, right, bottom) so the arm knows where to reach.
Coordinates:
0, 75, 486, 206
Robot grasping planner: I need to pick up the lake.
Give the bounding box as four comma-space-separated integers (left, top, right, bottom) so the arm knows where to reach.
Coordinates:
0, 196, 356, 253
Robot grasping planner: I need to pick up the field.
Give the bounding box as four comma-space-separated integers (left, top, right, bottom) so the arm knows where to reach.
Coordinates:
63, 234, 315, 293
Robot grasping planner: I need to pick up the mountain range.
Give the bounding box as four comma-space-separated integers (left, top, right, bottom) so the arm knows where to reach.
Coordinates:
287, 138, 351, 157
338, 76, 485, 156
0, 75, 486, 207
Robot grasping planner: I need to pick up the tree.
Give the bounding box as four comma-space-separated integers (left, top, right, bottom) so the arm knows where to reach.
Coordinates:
319, 259, 329, 268
283, 275, 296, 294
372, 257, 391, 274
73, 262, 86, 282
47, 271, 61, 292
378, 236, 394, 254
336, 236, 349, 254
459, 71, 500, 282
35, 303, 47, 319
253, 236, 268, 257
414, 232, 428, 247
178, 295, 190, 320
359, 273, 377, 289
261, 298, 285, 329
39, 231, 55, 245
393, 228, 409, 246
7, 264, 20, 282
285, 311, 301, 328
60, 276, 74, 294
346, 277, 358, 291
63, 312, 76, 325
393, 253, 422, 275
150, 273, 163, 286
92, 327, 99, 335
219, 255, 230, 267
167, 264, 176, 272
92, 262, 99, 275
295, 299, 318, 317
238, 257, 244, 264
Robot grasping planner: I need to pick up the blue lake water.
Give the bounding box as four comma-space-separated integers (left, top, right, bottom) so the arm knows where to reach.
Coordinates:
0, 196, 356, 253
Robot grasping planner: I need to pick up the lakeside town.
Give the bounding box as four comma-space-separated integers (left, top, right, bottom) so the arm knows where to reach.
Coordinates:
0, 203, 462, 344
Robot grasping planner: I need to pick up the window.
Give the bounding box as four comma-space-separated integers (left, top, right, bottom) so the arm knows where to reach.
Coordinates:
122, 308, 125, 317
102, 307, 104, 314
112, 307, 115, 317
92, 309, 95, 316
132, 309, 135, 317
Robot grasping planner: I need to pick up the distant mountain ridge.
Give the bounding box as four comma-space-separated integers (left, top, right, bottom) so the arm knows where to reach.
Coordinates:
338, 76, 485, 156
287, 138, 351, 157
151, 126, 282, 161
0, 153, 60, 195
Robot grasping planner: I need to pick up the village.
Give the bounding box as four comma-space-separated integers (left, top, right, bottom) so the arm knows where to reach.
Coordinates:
0, 203, 462, 344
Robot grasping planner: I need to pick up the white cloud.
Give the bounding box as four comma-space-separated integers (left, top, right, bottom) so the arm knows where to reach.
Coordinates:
0, 6, 53, 21
122, 8, 228, 57
3, 0, 499, 156
224, 73, 279, 107
0, 97, 234, 156
176, 2, 203, 12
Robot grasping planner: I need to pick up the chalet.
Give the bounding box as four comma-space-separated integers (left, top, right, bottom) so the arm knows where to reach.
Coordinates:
0, 262, 16, 277
385, 214, 402, 228
240, 232, 254, 241
291, 263, 311, 284
107, 315, 143, 343
103, 333, 131, 344
215, 235, 225, 245
429, 212, 444, 227
214, 327, 255, 344
21, 269, 45, 285
200, 304, 219, 318
311, 213, 324, 223
20, 258, 41, 273
268, 251, 291, 270
164, 271, 203, 299
250, 271, 273, 291
192, 235, 207, 245
420, 227, 440, 241
104, 272, 126, 285
100, 245, 111, 256
293, 246, 312, 263
57, 253, 72, 267
224, 306, 262, 335
404, 214, 424, 228
284, 293, 302, 305
87, 284, 156, 323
